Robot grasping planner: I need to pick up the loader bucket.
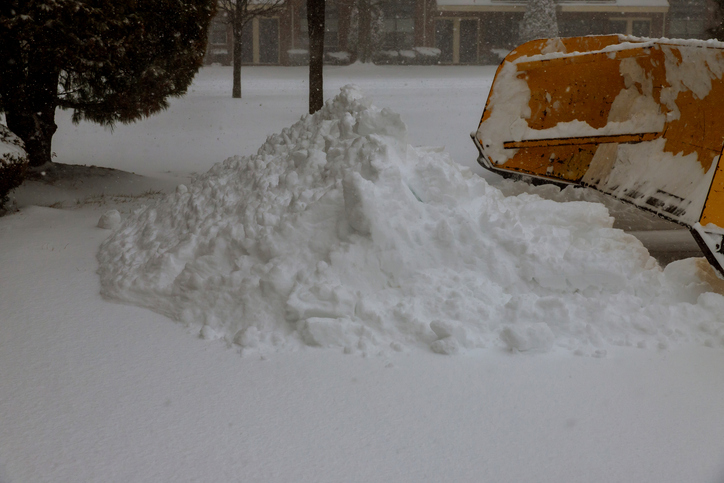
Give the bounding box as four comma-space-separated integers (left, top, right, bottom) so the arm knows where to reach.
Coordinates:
473, 35, 724, 277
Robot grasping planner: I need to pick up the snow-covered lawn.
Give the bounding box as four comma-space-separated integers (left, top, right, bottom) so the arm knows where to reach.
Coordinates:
2, 65, 724, 482
51, 64, 496, 178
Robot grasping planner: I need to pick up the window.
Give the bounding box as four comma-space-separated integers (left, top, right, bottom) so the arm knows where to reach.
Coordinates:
210, 22, 227, 45
459, 19, 478, 64
608, 18, 651, 36
325, 3, 340, 51
297, 6, 309, 49
608, 20, 628, 34
632, 20, 650, 37
239, 18, 280, 64
436, 18, 479, 64
381, 0, 416, 50
561, 18, 605, 37
296, 3, 340, 51
259, 18, 280, 64
669, 17, 705, 38
436, 19, 454, 63
483, 16, 518, 48
668, 0, 708, 39
241, 22, 253, 63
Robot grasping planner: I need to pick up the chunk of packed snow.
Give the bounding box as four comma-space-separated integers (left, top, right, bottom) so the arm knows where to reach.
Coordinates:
97, 210, 121, 230
98, 85, 724, 356
500, 322, 555, 352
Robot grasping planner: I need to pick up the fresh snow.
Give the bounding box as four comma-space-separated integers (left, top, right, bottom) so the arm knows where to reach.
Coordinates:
51, 64, 497, 179
99, 85, 724, 356
2, 65, 724, 482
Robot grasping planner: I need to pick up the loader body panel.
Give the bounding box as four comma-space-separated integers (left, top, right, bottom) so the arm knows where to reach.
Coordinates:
474, 35, 724, 276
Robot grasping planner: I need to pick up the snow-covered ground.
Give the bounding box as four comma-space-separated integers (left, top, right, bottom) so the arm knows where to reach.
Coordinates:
51, 64, 496, 178
2, 65, 724, 483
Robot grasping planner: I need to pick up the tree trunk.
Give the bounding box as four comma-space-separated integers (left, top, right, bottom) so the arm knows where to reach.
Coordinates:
358, 0, 372, 63
6, 109, 56, 168
307, 0, 325, 113
232, 13, 243, 98
4, 68, 59, 168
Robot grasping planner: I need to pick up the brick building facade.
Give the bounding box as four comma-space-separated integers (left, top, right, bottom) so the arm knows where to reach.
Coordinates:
204, 0, 714, 66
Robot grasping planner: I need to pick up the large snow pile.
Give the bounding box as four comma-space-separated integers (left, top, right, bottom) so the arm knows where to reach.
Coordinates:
98, 86, 724, 356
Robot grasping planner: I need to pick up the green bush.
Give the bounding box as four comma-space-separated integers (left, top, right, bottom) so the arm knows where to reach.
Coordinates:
0, 124, 28, 212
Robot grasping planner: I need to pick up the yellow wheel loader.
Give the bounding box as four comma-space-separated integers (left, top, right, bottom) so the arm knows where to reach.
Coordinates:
473, 35, 724, 277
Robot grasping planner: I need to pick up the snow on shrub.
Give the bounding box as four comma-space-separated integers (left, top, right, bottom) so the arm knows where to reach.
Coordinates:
98, 86, 724, 356
287, 49, 309, 66
413, 47, 441, 65
375, 48, 442, 65
413, 47, 441, 57
326, 51, 352, 65
0, 124, 28, 212
375, 50, 400, 64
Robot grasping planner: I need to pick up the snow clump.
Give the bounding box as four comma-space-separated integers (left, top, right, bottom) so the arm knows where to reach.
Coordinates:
97, 85, 724, 356
98, 210, 122, 230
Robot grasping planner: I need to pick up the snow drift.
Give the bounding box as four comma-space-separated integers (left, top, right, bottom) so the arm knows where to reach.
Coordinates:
98, 86, 724, 356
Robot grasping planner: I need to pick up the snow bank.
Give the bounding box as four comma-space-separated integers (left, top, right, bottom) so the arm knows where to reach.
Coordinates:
98, 86, 724, 356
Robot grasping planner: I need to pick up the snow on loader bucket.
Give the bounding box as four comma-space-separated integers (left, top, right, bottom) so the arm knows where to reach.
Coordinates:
473, 35, 724, 277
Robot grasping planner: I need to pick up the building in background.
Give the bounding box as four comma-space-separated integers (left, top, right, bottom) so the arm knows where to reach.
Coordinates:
204, 0, 716, 66
667, 0, 715, 39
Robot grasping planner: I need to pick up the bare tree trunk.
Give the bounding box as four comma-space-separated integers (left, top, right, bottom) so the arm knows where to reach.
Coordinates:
6, 107, 57, 168
357, 0, 371, 63
220, 0, 286, 99
307, 0, 325, 113
4, 67, 59, 167
232, 14, 243, 98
